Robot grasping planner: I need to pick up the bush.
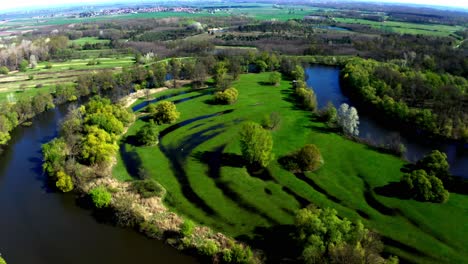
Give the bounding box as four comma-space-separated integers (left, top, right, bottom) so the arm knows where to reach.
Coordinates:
239, 121, 273, 168
56, 170, 74, 192
132, 179, 165, 198
0, 256, 6, 264
150, 101, 180, 124
230, 244, 253, 264
45, 62, 53, 69
261, 112, 281, 130
89, 186, 112, 208
35, 83, 44, 89
280, 144, 324, 173
180, 219, 195, 237
401, 169, 449, 203
416, 150, 450, 180
198, 240, 219, 256
318, 102, 337, 125
136, 120, 159, 146
214, 87, 238, 105
19, 60, 29, 72
268, 71, 281, 86
295, 87, 317, 111
0, 66, 9, 75
139, 220, 163, 239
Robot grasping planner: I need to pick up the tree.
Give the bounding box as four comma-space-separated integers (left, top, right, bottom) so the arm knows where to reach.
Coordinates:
150, 101, 180, 124
136, 120, 159, 146
29, 54, 38, 68
261, 112, 281, 130
56, 170, 74, 192
0, 66, 9, 75
417, 150, 450, 180
214, 87, 238, 105
401, 169, 449, 203
337, 103, 359, 136
320, 102, 337, 125
214, 61, 231, 90
295, 87, 317, 111
292, 65, 305, 81
42, 138, 68, 176
295, 144, 324, 172
80, 125, 118, 166
239, 122, 273, 168
89, 186, 112, 208
169, 58, 181, 88
268, 71, 281, 86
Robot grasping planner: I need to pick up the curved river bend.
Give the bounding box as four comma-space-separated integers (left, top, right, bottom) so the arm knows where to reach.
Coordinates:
0, 103, 197, 264
306, 65, 468, 178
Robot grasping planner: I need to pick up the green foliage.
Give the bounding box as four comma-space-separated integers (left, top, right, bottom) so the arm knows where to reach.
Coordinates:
132, 179, 164, 198
416, 150, 450, 179
180, 219, 196, 237
44, 62, 53, 69
0, 256, 6, 264
150, 101, 180, 124
42, 138, 68, 176
239, 121, 273, 168
402, 169, 449, 203
89, 186, 112, 208
56, 170, 74, 192
80, 125, 118, 166
280, 144, 324, 173
136, 120, 159, 146
268, 71, 282, 86
295, 87, 318, 111
230, 244, 254, 264
319, 102, 338, 125
0, 66, 9, 75
295, 205, 388, 264
214, 87, 239, 105
292, 65, 305, 81
261, 112, 281, 130
198, 240, 219, 256
139, 220, 162, 239
19, 59, 29, 72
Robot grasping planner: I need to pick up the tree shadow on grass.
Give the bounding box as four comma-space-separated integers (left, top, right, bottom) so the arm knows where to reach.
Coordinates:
295, 172, 342, 204
238, 224, 300, 264
257, 81, 274, 86
374, 181, 412, 200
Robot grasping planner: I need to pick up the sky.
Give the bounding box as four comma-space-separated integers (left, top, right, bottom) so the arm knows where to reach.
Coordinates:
0, 0, 466, 11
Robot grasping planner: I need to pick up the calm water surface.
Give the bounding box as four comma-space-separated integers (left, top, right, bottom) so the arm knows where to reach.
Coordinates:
0, 104, 197, 264
305, 65, 468, 178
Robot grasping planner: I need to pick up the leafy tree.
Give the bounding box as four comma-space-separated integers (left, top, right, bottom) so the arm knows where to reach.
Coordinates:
0, 256, 6, 264
337, 103, 359, 136
296, 144, 324, 172
132, 179, 164, 198
136, 120, 159, 146
268, 71, 281, 86
401, 169, 449, 203
214, 61, 231, 90
44, 62, 53, 69
169, 58, 181, 88
89, 186, 112, 208
416, 150, 450, 180
295, 87, 317, 111
292, 65, 305, 81
261, 112, 281, 130
239, 122, 273, 168
56, 170, 74, 192
320, 102, 337, 125
42, 138, 68, 176
214, 87, 238, 105
150, 101, 180, 124
80, 125, 118, 166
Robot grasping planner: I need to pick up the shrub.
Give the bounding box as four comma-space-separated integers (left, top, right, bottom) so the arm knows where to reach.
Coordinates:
150, 101, 180, 124
89, 186, 112, 208
132, 179, 165, 198
45, 62, 53, 69
139, 220, 163, 239
0, 66, 9, 75
0, 256, 6, 264
113, 195, 144, 228
268, 71, 281, 86
136, 120, 159, 146
261, 112, 281, 130
35, 83, 44, 88
180, 219, 195, 237
239, 122, 273, 168
56, 170, 74, 192
416, 150, 449, 180
280, 144, 324, 173
214, 87, 238, 105
19, 59, 29, 72
295, 87, 317, 111
401, 169, 449, 203
319, 102, 337, 125
230, 244, 253, 264
198, 240, 219, 256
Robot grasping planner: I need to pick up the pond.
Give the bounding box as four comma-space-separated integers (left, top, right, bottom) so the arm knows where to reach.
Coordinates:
305, 65, 468, 178
0, 103, 197, 264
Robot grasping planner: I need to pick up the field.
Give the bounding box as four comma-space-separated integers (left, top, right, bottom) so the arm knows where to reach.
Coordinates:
0, 56, 134, 102
335, 18, 463, 37
71, 37, 110, 46
114, 73, 468, 264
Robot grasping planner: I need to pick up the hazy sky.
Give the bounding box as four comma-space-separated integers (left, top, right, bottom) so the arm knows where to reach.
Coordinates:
0, 0, 467, 11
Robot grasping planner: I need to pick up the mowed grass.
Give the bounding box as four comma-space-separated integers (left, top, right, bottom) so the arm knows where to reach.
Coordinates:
114, 73, 468, 264
71, 37, 110, 46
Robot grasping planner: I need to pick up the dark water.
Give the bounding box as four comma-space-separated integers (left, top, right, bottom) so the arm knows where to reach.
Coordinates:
0, 104, 197, 264
305, 65, 468, 178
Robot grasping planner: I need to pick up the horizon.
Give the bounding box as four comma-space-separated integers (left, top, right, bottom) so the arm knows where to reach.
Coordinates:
0, 0, 467, 12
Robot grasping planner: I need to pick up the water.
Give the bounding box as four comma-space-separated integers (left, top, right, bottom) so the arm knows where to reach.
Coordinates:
0, 103, 197, 264
305, 65, 468, 178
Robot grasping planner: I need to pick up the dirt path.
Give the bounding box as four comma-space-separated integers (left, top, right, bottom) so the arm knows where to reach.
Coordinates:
120, 87, 169, 108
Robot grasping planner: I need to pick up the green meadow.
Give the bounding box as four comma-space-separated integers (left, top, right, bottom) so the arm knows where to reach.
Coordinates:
114, 72, 468, 264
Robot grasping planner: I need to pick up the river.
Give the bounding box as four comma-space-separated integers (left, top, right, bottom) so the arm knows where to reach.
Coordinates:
305, 65, 468, 178
0, 103, 197, 264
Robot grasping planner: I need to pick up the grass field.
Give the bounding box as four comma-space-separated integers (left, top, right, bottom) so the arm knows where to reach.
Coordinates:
71, 37, 110, 46
335, 18, 463, 37
0, 56, 134, 102
114, 73, 468, 264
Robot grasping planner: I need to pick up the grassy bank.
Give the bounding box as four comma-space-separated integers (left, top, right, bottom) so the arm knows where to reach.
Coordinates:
114, 72, 468, 263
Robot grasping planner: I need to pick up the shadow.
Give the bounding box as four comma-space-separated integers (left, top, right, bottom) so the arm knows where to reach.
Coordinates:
381, 235, 431, 259
119, 142, 143, 179
363, 180, 398, 216
172, 92, 210, 104
444, 176, 468, 195
295, 173, 342, 204
257, 81, 274, 86
356, 209, 370, 219
374, 182, 412, 200
282, 186, 310, 208
240, 224, 300, 263
304, 123, 336, 134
